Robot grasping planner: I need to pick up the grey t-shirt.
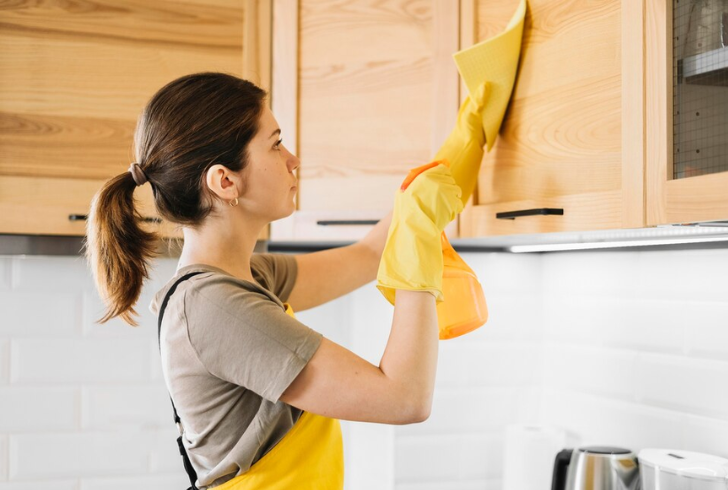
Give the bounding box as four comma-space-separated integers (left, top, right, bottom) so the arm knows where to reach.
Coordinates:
149, 253, 323, 489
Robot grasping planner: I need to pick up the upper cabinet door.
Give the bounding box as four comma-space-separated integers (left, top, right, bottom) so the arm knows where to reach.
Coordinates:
646, 0, 728, 227
0, 0, 271, 238
460, 0, 646, 238
270, 0, 461, 241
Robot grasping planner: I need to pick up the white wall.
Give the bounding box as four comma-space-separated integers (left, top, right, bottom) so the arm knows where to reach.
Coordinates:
387, 248, 728, 490
538, 248, 728, 458
0, 247, 726, 489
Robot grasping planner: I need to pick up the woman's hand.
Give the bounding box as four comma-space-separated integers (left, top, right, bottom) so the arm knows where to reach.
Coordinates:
375, 161, 463, 304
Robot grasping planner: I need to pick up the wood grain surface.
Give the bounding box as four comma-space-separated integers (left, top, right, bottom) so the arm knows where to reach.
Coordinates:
0, 0, 270, 238
460, 0, 639, 236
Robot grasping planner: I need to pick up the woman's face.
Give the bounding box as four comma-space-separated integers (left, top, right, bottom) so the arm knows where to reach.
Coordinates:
239, 105, 300, 221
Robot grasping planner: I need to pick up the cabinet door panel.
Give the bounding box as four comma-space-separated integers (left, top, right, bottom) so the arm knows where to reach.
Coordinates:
271, 0, 460, 241
297, 0, 435, 212
461, 0, 644, 237
0, 0, 246, 181
646, 0, 728, 226
462, 190, 623, 236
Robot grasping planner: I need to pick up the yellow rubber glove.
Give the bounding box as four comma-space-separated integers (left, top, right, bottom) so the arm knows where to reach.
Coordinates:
376, 160, 464, 305
434, 81, 491, 206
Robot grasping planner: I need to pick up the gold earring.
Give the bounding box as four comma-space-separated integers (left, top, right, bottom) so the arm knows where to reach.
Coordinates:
229, 197, 239, 207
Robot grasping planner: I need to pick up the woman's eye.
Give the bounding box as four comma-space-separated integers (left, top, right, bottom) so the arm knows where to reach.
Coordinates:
274, 138, 283, 151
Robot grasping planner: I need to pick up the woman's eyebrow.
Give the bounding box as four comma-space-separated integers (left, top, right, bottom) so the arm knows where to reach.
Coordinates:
269, 128, 281, 139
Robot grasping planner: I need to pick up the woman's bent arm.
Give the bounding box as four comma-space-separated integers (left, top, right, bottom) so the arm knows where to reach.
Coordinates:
278, 290, 438, 425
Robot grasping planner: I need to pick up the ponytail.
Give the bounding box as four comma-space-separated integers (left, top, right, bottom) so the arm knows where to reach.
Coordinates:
85, 170, 158, 326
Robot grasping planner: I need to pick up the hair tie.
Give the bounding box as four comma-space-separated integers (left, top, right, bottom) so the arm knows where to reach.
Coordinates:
128, 162, 148, 187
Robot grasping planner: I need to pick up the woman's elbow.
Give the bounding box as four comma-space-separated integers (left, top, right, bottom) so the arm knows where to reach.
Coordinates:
401, 396, 432, 424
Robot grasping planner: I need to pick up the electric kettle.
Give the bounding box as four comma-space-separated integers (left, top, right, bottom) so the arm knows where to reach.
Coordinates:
552, 446, 641, 490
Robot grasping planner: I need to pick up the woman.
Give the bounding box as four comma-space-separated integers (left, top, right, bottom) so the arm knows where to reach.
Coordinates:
85, 72, 464, 489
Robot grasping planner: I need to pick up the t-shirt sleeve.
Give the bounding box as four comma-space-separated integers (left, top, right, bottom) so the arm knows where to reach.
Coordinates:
184, 276, 322, 404
251, 253, 298, 303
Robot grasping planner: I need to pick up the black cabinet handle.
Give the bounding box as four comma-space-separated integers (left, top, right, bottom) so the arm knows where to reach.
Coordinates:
496, 208, 564, 220
69, 214, 162, 224
316, 219, 380, 226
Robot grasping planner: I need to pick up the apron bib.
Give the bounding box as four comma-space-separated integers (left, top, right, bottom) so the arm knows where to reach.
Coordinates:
214, 302, 344, 490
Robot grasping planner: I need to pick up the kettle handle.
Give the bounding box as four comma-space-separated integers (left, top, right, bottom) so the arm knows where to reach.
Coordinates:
551, 449, 573, 490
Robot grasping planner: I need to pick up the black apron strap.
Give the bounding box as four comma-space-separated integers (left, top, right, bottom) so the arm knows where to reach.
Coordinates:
158, 271, 205, 490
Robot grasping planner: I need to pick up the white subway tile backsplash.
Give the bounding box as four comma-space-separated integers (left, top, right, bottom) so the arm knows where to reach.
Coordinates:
0, 341, 8, 385
0, 436, 7, 481
637, 353, 728, 419
395, 433, 502, 482
0, 481, 78, 490
436, 343, 541, 389
542, 252, 640, 299
1, 246, 726, 490
0, 259, 11, 291
397, 387, 540, 437
543, 297, 686, 354
542, 343, 637, 401
82, 291, 158, 337
396, 480, 499, 490
0, 293, 81, 336
0, 388, 77, 432
80, 474, 188, 490
462, 293, 542, 343
685, 301, 728, 360
348, 282, 396, 365
345, 421, 394, 490
683, 415, 728, 458
635, 248, 728, 302
599, 299, 686, 354
11, 339, 150, 384
295, 290, 351, 347
12, 257, 94, 293
465, 344, 541, 388
81, 385, 170, 430
9, 432, 147, 480
462, 252, 540, 295
540, 388, 684, 449
543, 297, 612, 346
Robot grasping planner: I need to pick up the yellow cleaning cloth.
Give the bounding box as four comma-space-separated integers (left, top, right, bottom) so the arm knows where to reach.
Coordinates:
453, 0, 526, 151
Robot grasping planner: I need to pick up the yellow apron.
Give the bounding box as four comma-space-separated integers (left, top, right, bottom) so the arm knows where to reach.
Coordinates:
213, 302, 344, 490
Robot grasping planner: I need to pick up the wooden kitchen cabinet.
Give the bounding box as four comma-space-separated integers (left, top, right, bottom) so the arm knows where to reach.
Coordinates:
645, 0, 728, 226
270, 0, 462, 241
459, 0, 728, 239
271, 0, 655, 242
0, 0, 271, 239
459, 0, 647, 238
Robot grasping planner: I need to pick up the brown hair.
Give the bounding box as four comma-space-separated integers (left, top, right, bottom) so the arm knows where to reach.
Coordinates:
85, 72, 267, 326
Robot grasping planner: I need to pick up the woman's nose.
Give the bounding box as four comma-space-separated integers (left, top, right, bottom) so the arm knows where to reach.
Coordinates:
289, 153, 300, 172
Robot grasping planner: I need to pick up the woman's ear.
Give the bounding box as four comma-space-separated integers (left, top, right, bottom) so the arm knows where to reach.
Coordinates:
205, 164, 241, 201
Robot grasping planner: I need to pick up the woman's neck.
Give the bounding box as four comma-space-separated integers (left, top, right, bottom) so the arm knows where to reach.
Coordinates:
177, 218, 264, 282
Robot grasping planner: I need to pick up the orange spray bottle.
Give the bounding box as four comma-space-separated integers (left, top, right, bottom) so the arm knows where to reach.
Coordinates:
400, 159, 488, 340
436, 230, 488, 339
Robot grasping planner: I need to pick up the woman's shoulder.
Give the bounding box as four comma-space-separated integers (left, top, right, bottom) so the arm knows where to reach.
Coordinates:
149, 263, 279, 317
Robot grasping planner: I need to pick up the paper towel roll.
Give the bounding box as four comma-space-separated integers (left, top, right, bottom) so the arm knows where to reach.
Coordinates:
502, 424, 567, 490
